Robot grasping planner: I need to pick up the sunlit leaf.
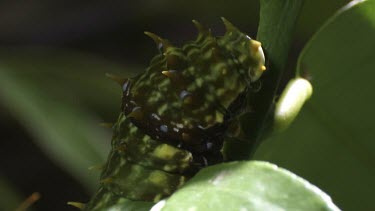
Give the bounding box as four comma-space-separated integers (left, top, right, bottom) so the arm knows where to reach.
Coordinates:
160, 161, 339, 211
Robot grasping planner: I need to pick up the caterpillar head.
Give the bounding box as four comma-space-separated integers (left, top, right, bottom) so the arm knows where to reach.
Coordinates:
219, 17, 266, 82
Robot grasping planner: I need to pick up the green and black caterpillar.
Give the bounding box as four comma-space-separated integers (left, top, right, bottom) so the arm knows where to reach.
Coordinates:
84, 18, 266, 210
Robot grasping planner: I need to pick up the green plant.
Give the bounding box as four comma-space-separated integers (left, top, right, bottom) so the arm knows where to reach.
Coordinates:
0, 0, 374, 210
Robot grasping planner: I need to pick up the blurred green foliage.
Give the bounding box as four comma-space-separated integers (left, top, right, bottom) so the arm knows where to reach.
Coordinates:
0, 176, 22, 211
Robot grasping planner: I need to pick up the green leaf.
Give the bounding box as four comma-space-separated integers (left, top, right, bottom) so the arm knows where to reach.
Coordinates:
0, 48, 139, 191
224, 0, 304, 160
257, 0, 304, 73
255, 1, 375, 210
106, 199, 154, 211
158, 161, 339, 211
252, 0, 305, 147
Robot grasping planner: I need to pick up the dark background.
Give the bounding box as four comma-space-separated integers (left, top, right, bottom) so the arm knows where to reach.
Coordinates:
0, 1, 349, 210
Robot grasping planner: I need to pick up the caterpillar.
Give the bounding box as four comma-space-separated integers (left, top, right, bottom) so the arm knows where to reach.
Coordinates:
84, 18, 266, 210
